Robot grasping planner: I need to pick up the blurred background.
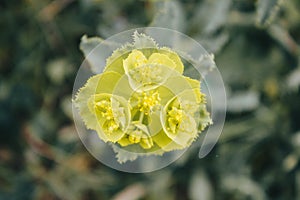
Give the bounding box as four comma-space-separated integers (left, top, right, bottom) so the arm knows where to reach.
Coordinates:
1, 0, 300, 199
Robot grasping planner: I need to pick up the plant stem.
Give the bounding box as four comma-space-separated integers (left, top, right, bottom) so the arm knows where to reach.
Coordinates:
139, 111, 145, 123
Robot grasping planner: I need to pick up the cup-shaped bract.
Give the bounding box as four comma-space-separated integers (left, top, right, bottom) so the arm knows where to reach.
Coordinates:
88, 93, 131, 142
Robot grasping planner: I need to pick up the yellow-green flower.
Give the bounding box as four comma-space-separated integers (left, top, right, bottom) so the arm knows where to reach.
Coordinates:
88, 93, 130, 142
123, 49, 184, 91
74, 33, 212, 162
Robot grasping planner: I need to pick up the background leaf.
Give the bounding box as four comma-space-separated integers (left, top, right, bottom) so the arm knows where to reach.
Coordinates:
256, 0, 283, 27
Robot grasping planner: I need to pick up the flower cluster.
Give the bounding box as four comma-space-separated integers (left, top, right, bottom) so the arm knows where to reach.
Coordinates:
75, 33, 212, 159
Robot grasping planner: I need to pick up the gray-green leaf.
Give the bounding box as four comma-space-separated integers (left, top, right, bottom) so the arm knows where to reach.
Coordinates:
256, 0, 284, 27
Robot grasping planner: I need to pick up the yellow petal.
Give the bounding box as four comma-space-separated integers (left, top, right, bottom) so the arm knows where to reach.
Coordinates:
158, 47, 184, 74
156, 75, 199, 106
148, 53, 176, 69
123, 50, 147, 74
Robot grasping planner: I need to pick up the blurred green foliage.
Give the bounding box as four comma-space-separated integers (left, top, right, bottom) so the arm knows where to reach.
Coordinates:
0, 0, 300, 199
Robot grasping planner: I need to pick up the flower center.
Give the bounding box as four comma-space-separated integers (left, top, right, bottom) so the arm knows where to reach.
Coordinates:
125, 124, 154, 149
167, 107, 184, 134
96, 100, 114, 119
129, 65, 162, 85
95, 99, 120, 133
137, 90, 161, 115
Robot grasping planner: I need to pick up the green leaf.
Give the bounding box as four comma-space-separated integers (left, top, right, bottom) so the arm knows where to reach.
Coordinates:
79, 35, 105, 73
196, 32, 229, 54
189, 170, 214, 200
133, 31, 158, 49
287, 68, 300, 91
256, 0, 284, 27
202, 0, 231, 35
112, 145, 138, 163
150, 0, 185, 31
79, 35, 103, 57
227, 90, 260, 113
112, 143, 164, 163
183, 53, 216, 79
